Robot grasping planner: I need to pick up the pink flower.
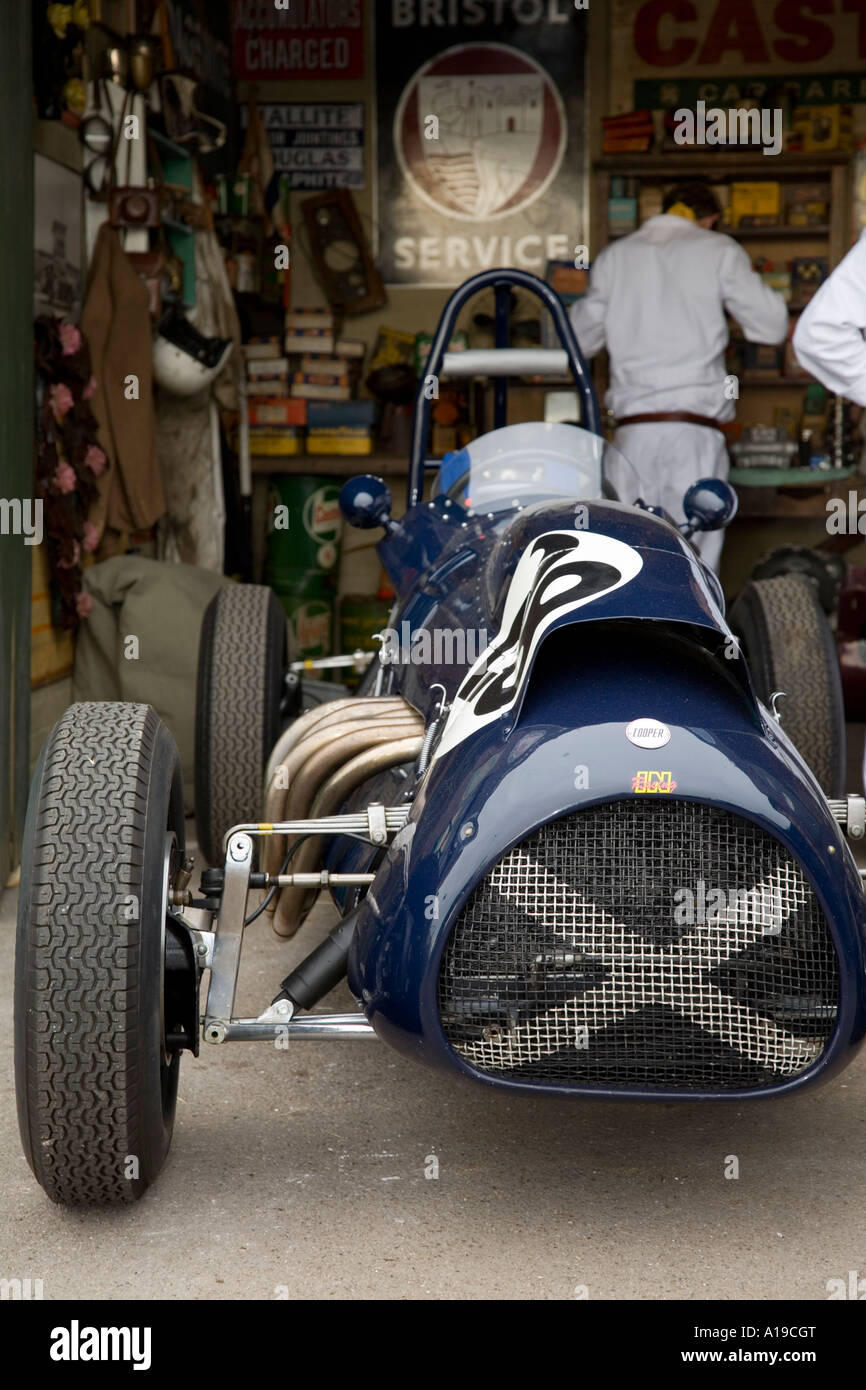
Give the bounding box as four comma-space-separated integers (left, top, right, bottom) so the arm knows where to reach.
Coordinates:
84, 444, 107, 476
49, 382, 74, 418
75, 590, 94, 619
59, 323, 82, 356
82, 521, 100, 553
54, 459, 77, 494
82, 374, 98, 400
57, 540, 81, 570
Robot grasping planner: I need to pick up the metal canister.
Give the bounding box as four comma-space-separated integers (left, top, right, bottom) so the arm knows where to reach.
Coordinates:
266, 475, 343, 577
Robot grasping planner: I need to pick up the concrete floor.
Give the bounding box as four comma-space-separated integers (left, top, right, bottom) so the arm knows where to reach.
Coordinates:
2, 735, 866, 1301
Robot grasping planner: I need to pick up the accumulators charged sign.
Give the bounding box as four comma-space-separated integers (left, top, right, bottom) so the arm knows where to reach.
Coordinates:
233, 0, 364, 81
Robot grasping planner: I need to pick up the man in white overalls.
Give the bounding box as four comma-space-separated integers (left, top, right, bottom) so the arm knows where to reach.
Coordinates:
570, 182, 788, 570
793, 229, 866, 404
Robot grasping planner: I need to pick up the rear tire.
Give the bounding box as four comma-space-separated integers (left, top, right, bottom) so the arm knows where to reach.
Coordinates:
730, 573, 846, 797
14, 703, 186, 1205
195, 584, 288, 866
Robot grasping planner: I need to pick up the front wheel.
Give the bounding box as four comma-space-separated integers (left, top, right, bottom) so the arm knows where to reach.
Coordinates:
15, 703, 187, 1205
730, 573, 846, 797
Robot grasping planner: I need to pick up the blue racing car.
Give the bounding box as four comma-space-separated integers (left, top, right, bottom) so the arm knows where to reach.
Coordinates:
15, 269, 865, 1204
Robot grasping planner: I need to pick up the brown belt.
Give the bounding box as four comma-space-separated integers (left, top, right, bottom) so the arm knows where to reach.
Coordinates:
616, 411, 727, 433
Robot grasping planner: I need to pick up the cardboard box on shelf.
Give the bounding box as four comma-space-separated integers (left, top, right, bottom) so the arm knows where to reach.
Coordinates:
786, 182, 830, 226
729, 182, 782, 228
790, 256, 829, 310
791, 105, 853, 152
246, 426, 305, 455
742, 343, 785, 379
300, 354, 353, 378
243, 336, 282, 360
307, 431, 374, 455
248, 396, 307, 427
248, 356, 289, 380
307, 401, 376, 430
608, 196, 638, 236
369, 326, 416, 372
291, 372, 352, 401
284, 328, 335, 355
285, 308, 334, 331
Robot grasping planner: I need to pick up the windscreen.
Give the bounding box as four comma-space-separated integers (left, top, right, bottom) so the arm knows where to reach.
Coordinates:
432, 422, 641, 515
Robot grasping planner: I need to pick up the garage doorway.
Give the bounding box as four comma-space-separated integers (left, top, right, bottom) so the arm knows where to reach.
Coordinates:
0, 0, 34, 885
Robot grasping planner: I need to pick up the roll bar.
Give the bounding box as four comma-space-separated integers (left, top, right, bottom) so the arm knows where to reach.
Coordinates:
407, 267, 601, 507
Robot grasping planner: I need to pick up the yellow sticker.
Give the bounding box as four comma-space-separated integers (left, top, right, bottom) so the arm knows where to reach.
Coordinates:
632, 771, 677, 794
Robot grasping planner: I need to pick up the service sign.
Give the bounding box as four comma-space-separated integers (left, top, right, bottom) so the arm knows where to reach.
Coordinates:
376, 1, 588, 287
232, 0, 364, 81
241, 103, 365, 190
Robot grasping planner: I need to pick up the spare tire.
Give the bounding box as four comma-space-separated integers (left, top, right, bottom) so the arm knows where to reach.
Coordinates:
730, 572, 846, 797
195, 584, 289, 865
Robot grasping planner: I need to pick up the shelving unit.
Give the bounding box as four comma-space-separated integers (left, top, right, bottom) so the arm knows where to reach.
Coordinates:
593, 151, 850, 261
591, 151, 854, 436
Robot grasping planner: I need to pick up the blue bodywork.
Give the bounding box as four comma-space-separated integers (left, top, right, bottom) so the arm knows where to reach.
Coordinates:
330, 269, 866, 1100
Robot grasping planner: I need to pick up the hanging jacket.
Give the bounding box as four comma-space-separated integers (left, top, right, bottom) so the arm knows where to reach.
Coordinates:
81, 222, 165, 540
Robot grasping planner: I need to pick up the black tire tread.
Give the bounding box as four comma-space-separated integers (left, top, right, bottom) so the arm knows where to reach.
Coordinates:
195, 585, 287, 865
731, 573, 845, 796
15, 702, 178, 1205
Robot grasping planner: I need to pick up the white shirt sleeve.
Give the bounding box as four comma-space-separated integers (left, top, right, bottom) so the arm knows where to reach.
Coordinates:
569, 251, 609, 358
792, 231, 866, 405
718, 239, 789, 346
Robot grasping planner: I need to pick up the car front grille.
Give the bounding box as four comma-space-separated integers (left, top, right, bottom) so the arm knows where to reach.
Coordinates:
437, 801, 838, 1091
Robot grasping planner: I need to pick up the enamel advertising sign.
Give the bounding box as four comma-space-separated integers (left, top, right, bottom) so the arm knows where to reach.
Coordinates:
376, 2, 588, 286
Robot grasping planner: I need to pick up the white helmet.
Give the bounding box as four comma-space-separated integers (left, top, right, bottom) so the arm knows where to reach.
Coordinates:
153, 306, 233, 396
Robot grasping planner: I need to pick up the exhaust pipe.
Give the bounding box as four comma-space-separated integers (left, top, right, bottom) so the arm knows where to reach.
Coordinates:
272, 732, 424, 938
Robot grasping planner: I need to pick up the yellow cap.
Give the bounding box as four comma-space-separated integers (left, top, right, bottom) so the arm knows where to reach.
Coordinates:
666, 202, 697, 222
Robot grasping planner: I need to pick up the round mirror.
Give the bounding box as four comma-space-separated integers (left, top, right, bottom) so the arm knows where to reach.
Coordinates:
339, 475, 393, 531
683, 478, 738, 534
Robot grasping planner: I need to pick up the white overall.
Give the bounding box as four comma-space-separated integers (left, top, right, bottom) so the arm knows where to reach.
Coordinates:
793, 228, 866, 405
571, 214, 788, 571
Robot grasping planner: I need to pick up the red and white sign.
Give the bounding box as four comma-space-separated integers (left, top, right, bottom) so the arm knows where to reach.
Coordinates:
394, 43, 566, 223
622, 0, 866, 72
232, 0, 364, 82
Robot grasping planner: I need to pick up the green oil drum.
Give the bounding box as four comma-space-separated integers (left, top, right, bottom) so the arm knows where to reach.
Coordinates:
266, 475, 343, 578
272, 570, 335, 662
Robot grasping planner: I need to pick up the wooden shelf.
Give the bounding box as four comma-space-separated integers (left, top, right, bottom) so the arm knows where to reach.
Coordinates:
594, 152, 850, 176
729, 225, 829, 240
733, 473, 862, 519
251, 453, 409, 477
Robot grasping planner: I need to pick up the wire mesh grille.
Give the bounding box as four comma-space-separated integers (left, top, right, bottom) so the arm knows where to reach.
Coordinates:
437, 801, 838, 1090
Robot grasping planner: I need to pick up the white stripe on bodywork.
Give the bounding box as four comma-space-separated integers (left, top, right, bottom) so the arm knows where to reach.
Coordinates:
431, 530, 643, 764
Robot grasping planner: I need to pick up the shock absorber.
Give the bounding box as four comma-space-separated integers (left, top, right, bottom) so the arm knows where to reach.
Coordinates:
272, 906, 363, 1014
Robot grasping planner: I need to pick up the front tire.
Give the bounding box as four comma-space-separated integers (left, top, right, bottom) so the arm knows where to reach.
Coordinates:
730, 573, 846, 797
15, 703, 186, 1205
